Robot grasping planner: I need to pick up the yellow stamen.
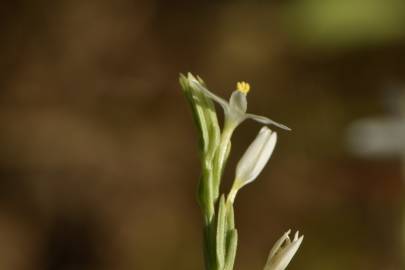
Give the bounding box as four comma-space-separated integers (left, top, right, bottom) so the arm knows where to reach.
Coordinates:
236, 81, 250, 94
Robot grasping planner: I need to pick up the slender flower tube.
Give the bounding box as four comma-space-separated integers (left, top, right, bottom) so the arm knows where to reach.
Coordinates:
228, 126, 277, 203
263, 230, 304, 270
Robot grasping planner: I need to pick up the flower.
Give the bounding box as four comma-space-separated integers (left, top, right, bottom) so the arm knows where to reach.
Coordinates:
187, 73, 290, 132
228, 126, 277, 203
264, 230, 304, 270
186, 73, 289, 204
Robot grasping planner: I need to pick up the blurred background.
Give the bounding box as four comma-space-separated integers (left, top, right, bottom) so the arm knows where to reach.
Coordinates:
1, 0, 405, 269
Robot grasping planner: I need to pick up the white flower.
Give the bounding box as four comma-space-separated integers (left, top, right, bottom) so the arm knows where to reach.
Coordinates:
264, 230, 304, 270
228, 126, 277, 203
187, 73, 290, 132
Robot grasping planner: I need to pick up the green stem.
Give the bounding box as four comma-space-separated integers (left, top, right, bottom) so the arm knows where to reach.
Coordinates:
202, 122, 237, 270
200, 166, 217, 270
213, 122, 235, 200
203, 220, 218, 270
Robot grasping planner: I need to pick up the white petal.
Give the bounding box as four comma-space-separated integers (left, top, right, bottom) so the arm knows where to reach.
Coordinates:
235, 127, 277, 185
247, 131, 277, 182
246, 114, 291, 131
273, 235, 304, 270
264, 232, 304, 270
267, 230, 291, 260
229, 90, 247, 113
293, 231, 299, 241
235, 127, 271, 182
187, 73, 229, 111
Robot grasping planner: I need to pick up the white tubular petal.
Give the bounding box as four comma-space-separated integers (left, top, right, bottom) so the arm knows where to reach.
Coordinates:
273, 235, 304, 270
235, 127, 271, 183
229, 90, 248, 113
246, 114, 291, 131
187, 73, 229, 111
248, 131, 277, 181
264, 231, 304, 270
293, 231, 299, 241
235, 127, 277, 186
267, 230, 291, 260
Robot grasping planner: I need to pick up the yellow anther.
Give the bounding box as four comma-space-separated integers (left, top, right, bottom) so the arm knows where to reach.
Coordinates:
236, 81, 250, 94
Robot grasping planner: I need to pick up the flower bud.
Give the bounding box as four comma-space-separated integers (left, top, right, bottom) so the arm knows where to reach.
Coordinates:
264, 230, 304, 270
228, 126, 277, 203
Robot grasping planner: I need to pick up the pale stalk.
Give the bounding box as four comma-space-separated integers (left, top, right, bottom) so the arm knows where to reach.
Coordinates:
213, 122, 236, 201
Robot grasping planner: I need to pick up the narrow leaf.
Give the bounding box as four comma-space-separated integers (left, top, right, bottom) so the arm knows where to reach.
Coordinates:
224, 229, 238, 270
216, 195, 227, 269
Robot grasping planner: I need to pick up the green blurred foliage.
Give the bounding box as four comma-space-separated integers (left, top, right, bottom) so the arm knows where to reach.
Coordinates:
282, 0, 405, 49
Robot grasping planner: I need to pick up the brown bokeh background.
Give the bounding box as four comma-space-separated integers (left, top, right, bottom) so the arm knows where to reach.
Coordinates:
1, 0, 405, 269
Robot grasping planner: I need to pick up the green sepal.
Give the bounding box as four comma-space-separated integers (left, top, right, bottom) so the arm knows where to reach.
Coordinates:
179, 74, 209, 155
224, 229, 238, 270
179, 73, 220, 161
196, 75, 221, 162
198, 167, 214, 221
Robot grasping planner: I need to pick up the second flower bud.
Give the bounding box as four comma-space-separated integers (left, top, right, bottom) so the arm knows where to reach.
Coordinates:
228, 126, 277, 203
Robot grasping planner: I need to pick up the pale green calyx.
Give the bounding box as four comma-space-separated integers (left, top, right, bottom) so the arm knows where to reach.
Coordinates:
187, 73, 291, 132
228, 126, 277, 203
264, 230, 304, 270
